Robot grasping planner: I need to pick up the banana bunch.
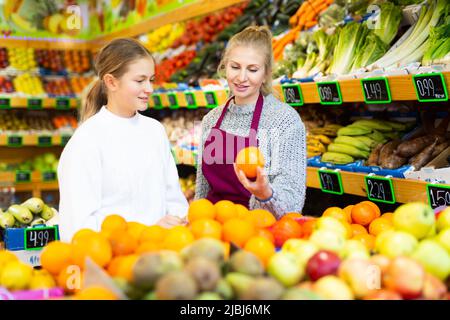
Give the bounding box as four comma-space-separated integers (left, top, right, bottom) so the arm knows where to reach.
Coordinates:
321, 119, 410, 165
0, 197, 57, 229
146, 23, 186, 52
309, 124, 343, 137
307, 134, 332, 158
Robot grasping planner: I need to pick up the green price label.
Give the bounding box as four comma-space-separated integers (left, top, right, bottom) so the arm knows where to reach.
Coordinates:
24, 226, 59, 251
152, 94, 163, 109
185, 92, 197, 109
38, 135, 52, 147
7, 135, 23, 147
27, 98, 42, 110
0, 97, 11, 109
56, 98, 70, 110
365, 175, 396, 204
318, 169, 344, 195
427, 184, 450, 211
413, 73, 448, 102
15, 170, 31, 183
317, 82, 342, 105
61, 135, 71, 146
282, 84, 303, 107
204, 91, 218, 108
361, 77, 392, 103
42, 171, 57, 181
168, 93, 179, 109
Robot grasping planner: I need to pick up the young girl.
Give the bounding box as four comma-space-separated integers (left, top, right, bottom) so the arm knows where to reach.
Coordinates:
58, 38, 188, 241
195, 26, 307, 218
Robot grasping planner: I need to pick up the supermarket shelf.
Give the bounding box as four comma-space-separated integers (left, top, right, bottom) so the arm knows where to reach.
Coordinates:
306, 167, 429, 204
0, 134, 71, 147
91, 0, 248, 51
0, 171, 58, 197
148, 72, 450, 108
0, 37, 91, 50
0, 97, 79, 109
274, 72, 450, 103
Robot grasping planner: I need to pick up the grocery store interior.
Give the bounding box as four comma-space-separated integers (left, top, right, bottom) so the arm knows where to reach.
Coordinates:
0, 0, 449, 301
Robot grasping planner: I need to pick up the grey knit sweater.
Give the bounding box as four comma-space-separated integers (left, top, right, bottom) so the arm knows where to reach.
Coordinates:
195, 94, 307, 218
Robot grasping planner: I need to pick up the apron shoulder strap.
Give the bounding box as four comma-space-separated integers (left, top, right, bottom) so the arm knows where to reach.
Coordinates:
214, 96, 234, 129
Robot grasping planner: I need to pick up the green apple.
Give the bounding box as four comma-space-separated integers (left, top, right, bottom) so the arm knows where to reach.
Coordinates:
437, 208, 450, 232
315, 217, 350, 239
435, 228, 450, 254
339, 240, 370, 260
282, 239, 319, 266
411, 240, 450, 281
393, 202, 435, 239
267, 252, 305, 287
309, 230, 345, 253
378, 231, 418, 258
312, 275, 354, 300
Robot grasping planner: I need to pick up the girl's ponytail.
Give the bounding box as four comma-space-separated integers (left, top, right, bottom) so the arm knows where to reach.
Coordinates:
79, 79, 107, 123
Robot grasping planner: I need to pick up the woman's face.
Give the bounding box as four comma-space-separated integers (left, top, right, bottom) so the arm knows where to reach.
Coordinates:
113, 57, 155, 115
226, 45, 266, 104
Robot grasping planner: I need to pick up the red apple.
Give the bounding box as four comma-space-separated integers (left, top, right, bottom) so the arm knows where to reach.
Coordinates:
383, 256, 425, 300
421, 273, 447, 300
363, 289, 402, 300
306, 250, 341, 281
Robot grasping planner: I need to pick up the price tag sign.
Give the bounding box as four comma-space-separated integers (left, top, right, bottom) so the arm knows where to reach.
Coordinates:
361, 77, 392, 103
38, 135, 52, 147
0, 97, 10, 109
7, 135, 23, 147
24, 226, 59, 251
318, 169, 344, 195
42, 170, 57, 181
204, 91, 218, 108
185, 92, 197, 109
427, 184, 450, 211
61, 135, 71, 146
168, 93, 179, 109
282, 84, 303, 107
317, 82, 342, 105
56, 98, 70, 110
27, 98, 42, 110
152, 94, 163, 109
413, 73, 448, 102
365, 176, 396, 204
15, 170, 31, 183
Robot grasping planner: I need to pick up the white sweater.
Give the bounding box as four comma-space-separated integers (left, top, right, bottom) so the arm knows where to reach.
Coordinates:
57, 106, 188, 241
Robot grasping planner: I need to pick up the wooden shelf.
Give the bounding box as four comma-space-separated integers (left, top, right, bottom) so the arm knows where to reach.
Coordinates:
90, 0, 247, 51
274, 72, 450, 103
0, 134, 71, 147
306, 167, 430, 204
0, 37, 91, 50
0, 97, 79, 109
147, 72, 450, 108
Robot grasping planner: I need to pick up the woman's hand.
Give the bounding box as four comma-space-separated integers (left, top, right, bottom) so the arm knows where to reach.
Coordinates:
233, 164, 273, 201
157, 215, 187, 228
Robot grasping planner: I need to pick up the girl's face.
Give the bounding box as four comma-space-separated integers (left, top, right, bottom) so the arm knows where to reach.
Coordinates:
113, 57, 155, 115
226, 46, 266, 105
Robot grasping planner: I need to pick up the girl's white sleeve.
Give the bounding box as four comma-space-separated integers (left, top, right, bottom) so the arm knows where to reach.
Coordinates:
57, 136, 102, 242
162, 131, 189, 219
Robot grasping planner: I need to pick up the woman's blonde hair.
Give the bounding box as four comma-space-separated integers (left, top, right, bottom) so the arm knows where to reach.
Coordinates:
217, 26, 274, 96
80, 38, 154, 122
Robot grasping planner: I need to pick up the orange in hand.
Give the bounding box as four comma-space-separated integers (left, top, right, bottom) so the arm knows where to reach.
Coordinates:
235, 147, 265, 179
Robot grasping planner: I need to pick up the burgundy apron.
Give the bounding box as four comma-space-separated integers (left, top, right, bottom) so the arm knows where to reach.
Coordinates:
202, 93, 264, 207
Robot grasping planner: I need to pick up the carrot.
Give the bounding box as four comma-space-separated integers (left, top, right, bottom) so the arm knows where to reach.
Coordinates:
305, 20, 318, 28
315, 2, 329, 14
304, 9, 317, 22
298, 12, 307, 27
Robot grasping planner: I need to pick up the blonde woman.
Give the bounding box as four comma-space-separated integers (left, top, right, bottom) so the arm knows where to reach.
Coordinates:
58, 38, 188, 241
195, 26, 307, 218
